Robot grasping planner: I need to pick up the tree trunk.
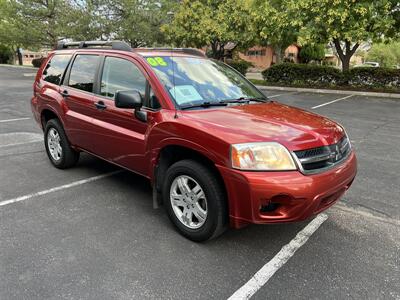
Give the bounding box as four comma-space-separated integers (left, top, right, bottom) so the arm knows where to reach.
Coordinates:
274, 45, 282, 64
341, 56, 351, 72
333, 38, 359, 72
273, 45, 286, 64
17, 47, 23, 66
211, 40, 218, 59
210, 40, 225, 60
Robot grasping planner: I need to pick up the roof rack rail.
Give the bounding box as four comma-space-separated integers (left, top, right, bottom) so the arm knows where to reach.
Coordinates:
135, 47, 206, 57
55, 41, 132, 52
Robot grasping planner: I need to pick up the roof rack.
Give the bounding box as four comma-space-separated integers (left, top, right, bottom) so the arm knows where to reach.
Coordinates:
55, 41, 132, 52
134, 48, 206, 57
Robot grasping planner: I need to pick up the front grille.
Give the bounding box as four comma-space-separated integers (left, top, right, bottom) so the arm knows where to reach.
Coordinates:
294, 136, 351, 174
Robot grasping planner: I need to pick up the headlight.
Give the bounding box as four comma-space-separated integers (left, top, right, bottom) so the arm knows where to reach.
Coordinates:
231, 142, 297, 171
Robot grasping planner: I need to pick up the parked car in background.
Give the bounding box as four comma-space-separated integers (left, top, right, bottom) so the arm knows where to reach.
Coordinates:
31, 41, 357, 241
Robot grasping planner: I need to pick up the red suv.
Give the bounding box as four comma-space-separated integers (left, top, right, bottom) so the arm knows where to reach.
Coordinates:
31, 41, 357, 241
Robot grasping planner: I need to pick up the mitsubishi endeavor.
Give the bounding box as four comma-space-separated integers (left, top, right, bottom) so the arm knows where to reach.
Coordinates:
31, 41, 357, 241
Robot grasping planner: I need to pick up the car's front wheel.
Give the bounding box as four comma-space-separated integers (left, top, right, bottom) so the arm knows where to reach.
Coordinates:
44, 119, 79, 169
163, 159, 228, 242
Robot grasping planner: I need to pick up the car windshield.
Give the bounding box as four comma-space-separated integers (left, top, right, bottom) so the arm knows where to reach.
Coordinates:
144, 55, 266, 108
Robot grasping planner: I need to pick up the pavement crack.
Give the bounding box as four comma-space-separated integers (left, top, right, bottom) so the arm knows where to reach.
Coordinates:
355, 120, 392, 145
333, 202, 399, 226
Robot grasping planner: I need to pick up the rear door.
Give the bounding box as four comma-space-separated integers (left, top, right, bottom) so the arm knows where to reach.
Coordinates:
35, 53, 72, 124
90, 54, 161, 175
61, 54, 101, 151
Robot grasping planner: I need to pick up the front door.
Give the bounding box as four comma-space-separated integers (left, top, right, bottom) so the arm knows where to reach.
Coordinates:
89, 55, 159, 176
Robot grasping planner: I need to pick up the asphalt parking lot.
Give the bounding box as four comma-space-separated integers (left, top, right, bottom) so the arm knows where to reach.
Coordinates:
0, 65, 399, 299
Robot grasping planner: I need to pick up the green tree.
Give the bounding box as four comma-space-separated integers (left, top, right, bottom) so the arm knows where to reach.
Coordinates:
288, 0, 397, 71
112, 0, 175, 47
65, 0, 175, 47
299, 44, 325, 64
65, 0, 116, 42
250, 0, 298, 63
0, 0, 81, 48
367, 42, 400, 68
162, 0, 254, 59
0, 0, 175, 59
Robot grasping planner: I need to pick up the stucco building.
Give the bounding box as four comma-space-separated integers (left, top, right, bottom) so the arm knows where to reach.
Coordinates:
239, 44, 300, 70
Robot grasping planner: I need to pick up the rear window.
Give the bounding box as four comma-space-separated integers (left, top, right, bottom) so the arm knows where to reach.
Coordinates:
43, 54, 71, 85
68, 55, 100, 93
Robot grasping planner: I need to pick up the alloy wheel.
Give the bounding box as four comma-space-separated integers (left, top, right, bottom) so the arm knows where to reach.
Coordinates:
170, 175, 208, 229
47, 128, 62, 161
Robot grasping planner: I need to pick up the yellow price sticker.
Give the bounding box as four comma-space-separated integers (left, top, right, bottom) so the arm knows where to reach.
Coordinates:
146, 57, 168, 67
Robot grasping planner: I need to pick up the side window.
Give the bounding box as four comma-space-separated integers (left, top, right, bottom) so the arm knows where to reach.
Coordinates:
43, 54, 71, 85
68, 55, 99, 92
100, 57, 146, 99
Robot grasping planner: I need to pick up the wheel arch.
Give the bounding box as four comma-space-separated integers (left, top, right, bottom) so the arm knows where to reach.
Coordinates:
40, 108, 60, 130
153, 144, 228, 206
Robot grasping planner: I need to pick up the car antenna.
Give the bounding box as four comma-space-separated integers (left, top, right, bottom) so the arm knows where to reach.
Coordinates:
171, 48, 178, 119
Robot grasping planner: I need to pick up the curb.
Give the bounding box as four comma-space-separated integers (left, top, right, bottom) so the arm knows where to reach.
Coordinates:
0, 64, 38, 70
256, 85, 400, 99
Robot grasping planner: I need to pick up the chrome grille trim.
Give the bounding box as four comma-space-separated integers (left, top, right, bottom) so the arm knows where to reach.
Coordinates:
292, 136, 352, 175
298, 153, 332, 164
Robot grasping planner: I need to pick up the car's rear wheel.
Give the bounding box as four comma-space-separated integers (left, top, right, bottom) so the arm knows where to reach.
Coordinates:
163, 159, 228, 242
44, 119, 79, 169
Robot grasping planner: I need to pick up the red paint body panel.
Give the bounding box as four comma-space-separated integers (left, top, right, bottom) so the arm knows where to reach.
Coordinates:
31, 48, 357, 229
218, 152, 356, 228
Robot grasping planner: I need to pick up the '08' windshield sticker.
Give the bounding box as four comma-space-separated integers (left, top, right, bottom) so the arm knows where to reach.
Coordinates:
146, 57, 168, 67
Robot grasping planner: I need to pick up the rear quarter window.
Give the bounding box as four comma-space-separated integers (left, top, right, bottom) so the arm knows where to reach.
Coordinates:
43, 54, 71, 85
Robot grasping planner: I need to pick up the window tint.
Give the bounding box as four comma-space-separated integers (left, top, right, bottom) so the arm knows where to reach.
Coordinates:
100, 57, 146, 99
68, 55, 99, 92
43, 55, 71, 85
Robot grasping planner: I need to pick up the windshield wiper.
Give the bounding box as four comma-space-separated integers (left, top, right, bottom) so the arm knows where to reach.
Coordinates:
221, 97, 268, 104
180, 101, 228, 110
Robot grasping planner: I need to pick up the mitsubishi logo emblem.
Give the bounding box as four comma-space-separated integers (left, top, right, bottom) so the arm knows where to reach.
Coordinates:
335, 145, 342, 161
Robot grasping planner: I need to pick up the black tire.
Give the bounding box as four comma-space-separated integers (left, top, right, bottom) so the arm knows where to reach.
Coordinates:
163, 159, 228, 242
44, 118, 79, 169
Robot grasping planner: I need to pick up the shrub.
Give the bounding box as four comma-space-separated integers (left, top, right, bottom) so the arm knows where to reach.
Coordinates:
0, 45, 14, 64
262, 63, 343, 86
299, 44, 325, 64
32, 57, 46, 68
261, 63, 400, 92
227, 59, 253, 75
345, 67, 400, 89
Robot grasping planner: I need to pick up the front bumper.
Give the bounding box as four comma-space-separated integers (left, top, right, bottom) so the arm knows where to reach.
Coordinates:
218, 151, 357, 228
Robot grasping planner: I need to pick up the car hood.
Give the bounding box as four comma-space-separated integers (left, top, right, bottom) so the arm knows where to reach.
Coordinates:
181, 102, 345, 151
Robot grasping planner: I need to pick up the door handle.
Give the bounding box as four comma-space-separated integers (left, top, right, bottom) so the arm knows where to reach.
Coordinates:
95, 101, 107, 110
60, 90, 69, 98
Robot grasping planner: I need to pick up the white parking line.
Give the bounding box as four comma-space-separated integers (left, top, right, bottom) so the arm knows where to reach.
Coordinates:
0, 140, 42, 148
0, 117, 30, 123
311, 95, 354, 109
0, 170, 123, 207
0, 132, 43, 148
228, 213, 328, 300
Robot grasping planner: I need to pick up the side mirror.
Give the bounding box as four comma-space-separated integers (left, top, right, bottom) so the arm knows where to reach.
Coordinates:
115, 90, 143, 109
115, 90, 147, 122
